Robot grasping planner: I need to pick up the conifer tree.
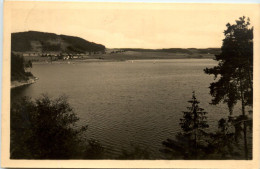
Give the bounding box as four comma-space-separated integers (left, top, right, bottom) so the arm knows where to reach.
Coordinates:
204, 16, 253, 159
162, 92, 209, 159
204, 16, 253, 115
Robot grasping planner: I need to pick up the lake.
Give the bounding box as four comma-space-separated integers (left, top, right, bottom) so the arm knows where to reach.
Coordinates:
12, 59, 236, 159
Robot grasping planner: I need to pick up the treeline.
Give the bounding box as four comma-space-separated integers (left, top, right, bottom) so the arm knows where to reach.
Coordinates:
11, 52, 33, 81
11, 31, 105, 53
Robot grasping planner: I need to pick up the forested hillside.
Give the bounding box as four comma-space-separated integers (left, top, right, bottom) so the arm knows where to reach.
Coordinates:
11, 31, 105, 53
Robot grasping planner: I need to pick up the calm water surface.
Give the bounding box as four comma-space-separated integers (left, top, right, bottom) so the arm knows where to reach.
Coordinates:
12, 59, 236, 158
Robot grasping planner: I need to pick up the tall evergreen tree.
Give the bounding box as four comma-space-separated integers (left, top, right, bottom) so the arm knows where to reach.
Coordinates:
162, 92, 209, 159
204, 16, 253, 159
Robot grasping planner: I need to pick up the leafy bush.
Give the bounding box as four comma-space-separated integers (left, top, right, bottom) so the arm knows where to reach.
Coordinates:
11, 95, 89, 159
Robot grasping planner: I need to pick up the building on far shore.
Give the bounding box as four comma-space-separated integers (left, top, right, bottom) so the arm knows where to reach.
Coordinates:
11, 51, 104, 61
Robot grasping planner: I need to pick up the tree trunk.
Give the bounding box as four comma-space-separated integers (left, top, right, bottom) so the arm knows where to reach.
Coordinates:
243, 121, 248, 159
195, 129, 197, 149
247, 58, 253, 93
239, 68, 248, 159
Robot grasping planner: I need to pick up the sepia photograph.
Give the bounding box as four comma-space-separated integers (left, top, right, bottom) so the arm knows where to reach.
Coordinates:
1, 1, 260, 168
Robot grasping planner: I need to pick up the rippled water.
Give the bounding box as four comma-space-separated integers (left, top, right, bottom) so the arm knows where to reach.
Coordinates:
12, 59, 237, 158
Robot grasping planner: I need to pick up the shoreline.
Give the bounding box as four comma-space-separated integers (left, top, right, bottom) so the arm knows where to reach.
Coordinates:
26, 51, 216, 64
11, 77, 37, 89
32, 57, 215, 65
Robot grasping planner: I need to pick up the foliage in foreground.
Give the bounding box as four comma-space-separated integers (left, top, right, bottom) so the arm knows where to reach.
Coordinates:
162, 92, 252, 159
11, 94, 153, 159
11, 52, 33, 81
118, 144, 151, 159
10, 95, 104, 159
204, 16, 253, 159
162, 92, 209, 159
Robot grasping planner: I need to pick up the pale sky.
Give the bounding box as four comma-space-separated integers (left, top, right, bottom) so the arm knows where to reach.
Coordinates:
9, 2, 260, 48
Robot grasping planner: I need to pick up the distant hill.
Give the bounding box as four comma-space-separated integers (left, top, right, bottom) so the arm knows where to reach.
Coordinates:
118, 48, 221, 55
11, 31, 105, 53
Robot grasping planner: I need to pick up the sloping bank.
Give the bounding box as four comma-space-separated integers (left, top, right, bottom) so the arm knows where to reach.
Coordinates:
11, 77, 38, 89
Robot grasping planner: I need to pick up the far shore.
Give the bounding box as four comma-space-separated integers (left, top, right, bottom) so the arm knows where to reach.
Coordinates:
12, 51, 216, 89
32, 57, 215, 65
25, 51, 216, 64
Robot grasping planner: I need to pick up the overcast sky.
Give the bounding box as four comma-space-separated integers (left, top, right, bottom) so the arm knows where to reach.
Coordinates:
9, 2, 259, 49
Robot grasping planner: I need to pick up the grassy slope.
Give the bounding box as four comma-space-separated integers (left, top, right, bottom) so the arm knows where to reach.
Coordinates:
90, 51, 216, 60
